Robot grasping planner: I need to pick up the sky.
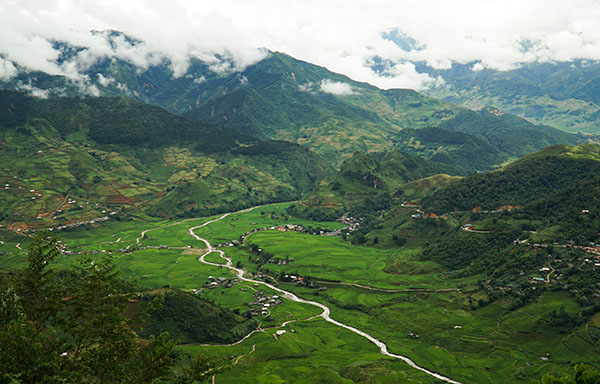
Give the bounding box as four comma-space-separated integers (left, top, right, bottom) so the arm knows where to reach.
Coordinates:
2, 0, 600, 90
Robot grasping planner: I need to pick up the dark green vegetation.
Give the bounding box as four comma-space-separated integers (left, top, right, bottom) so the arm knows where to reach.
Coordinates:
139, 289, 256, 345
422, 144, 600, 242
0, 90, 333, 227
0, 234, 175, 383
2, 37, 582, 166
393, 107, 580, 174
289, 150, 454, 220
423, 60, 600, 134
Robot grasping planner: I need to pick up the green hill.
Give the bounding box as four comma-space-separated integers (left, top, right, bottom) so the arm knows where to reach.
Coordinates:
182, 53, 462, 164
0, 91, 333, 227
422, 144, 600, 214
289, 150, 455, 220
423, 60, 600, 134
138, 289, 256, 344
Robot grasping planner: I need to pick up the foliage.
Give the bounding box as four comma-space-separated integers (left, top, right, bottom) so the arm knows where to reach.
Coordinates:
423, 144, 600, 214
139, 289, 256, 344
530, 364, 600, 384
0, 233, 176, 383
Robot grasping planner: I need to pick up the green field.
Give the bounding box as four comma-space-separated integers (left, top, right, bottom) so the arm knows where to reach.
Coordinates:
1, 203, 598, 383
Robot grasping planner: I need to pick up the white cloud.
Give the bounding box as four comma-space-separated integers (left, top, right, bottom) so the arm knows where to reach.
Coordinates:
471, 62, 484, 72
298, 82, 315, 93
193, 75, 206, 84
1, 0, 600, 91
237, 74, 249, 86
17, 82, 50, 99
96, 73, 114, 86
0, 57, 17, 80
319, 79, 356, 95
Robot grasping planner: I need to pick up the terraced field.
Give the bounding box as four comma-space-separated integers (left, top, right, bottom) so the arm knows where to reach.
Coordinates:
0, 203, 598, 383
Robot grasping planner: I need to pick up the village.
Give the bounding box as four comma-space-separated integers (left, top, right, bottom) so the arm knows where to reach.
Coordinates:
245, 291, 283, 317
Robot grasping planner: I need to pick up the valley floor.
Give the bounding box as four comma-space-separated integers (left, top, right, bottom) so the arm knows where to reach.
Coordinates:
1, 202, 598, 383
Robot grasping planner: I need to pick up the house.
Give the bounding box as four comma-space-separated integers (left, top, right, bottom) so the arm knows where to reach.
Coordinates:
498, 205, 520, 211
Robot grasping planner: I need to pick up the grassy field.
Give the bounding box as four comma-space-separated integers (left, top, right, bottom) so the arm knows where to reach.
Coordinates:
1, 203, 598, 383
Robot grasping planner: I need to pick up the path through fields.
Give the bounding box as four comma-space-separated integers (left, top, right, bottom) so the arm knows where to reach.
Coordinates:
187, 207, 463, 384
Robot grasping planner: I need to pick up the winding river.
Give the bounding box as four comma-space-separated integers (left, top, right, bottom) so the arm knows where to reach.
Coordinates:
187, 207, 464, 384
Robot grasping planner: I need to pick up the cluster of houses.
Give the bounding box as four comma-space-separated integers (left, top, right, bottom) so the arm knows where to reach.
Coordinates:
48, 215, 110, 232
239, 221, 355, 243
245, 291, 283, 317
59, 242, 177, 256
337, 214, 362, 233
204, 275, 237, 289
411, 211, 448, 220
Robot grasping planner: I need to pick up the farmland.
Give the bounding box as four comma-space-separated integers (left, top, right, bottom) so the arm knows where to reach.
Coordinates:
2, 202, 597, 383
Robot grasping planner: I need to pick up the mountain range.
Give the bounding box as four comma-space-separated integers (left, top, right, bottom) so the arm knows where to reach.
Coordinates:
421, 60, 600, 135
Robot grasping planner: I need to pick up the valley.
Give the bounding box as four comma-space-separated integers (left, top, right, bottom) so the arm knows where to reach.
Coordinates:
1, 197, 598, 383
1, 27, 600, 383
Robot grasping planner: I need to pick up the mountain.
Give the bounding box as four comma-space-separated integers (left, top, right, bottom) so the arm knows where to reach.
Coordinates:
181, 53, 464, 164
288, 150, 455, 220
421, 60, 600, 135
1, 34, 583, 166
0, 35, 463, 165
0, 90, 333, 228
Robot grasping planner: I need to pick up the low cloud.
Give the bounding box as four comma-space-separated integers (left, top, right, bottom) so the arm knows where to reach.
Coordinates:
0, 57, 17, 80
193, 75, 206, 84
96, 73, 114, 86
319, 79, 356, 95
2, 1, 600, 91
17, 82, 50, 99
237, 74, 249, 86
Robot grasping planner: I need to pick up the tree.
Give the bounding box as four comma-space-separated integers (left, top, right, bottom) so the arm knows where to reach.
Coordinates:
0, 232, 175, 383
530, 364, 600, 384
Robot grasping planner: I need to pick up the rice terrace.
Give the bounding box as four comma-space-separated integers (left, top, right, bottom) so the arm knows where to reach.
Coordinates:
1, 1, 600, 383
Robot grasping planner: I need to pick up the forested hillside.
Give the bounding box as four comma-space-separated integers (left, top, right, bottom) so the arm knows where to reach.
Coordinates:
0, 91, 333, 227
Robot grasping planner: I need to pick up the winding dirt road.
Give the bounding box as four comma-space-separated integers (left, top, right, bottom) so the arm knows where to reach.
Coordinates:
188, 207, 463, 384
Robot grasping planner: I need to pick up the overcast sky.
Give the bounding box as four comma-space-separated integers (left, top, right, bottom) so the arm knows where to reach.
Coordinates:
2, 0, 600, 90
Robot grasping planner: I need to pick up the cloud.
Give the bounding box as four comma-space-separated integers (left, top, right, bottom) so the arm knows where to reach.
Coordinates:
17, 81, 50, 99
1, 1, 600, 91
96, 73, 114, 86
0, 57, 17, 80
298, 82, 315, 93
319, 79, 356, 95
192, 75, 206, 84
237, 74, 249, 86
